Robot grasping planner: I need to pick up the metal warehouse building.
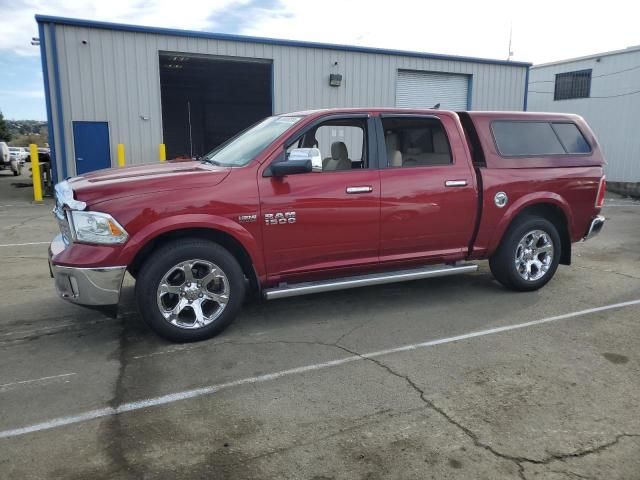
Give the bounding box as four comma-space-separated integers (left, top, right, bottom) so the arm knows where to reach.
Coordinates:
36, 15, 531, 182
529, 46, 640, 193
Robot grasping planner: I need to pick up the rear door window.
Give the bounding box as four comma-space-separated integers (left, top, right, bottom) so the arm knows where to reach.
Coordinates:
381, 117, 452, 167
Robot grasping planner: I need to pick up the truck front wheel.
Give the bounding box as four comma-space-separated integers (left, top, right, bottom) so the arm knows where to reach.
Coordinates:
135, 239, 246, 342
489, 215, 561, 292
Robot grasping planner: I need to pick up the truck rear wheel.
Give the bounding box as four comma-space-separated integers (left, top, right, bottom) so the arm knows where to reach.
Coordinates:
489, 215, 561, 292
135, 239, 246, 342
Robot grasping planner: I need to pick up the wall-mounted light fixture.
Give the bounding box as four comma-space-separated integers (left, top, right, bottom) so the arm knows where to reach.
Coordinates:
329, 73, 342, 87
329, 60, 342, 87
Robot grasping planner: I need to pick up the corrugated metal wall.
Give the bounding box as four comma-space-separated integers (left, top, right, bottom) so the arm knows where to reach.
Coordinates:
40, 21, 528, 178
529, 49, 640, 182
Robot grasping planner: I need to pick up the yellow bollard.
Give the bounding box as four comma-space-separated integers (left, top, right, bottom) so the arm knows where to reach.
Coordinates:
29, 144, 43, 202
117, 144, 125, 167
159, 143, 166, 162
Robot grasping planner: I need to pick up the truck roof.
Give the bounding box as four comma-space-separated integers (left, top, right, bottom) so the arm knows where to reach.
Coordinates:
463, 111, 584, 121
282, 108, 582, 122
283, 107, 450, 117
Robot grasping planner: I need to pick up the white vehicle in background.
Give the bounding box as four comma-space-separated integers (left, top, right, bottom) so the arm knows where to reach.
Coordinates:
9, 147, 29, 163
1, 144, 24, 176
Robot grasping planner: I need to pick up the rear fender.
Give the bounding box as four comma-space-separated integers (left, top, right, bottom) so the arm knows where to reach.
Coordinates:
487, 192, 573, 255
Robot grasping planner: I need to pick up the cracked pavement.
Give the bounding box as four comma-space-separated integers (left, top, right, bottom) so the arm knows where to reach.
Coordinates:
0, 176, 639, 479
343, 346, 640, 480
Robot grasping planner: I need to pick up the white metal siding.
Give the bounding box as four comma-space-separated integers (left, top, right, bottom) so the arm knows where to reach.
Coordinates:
529, 49, 640, 182
40, 22, 528, 178
396, 70, 469, 110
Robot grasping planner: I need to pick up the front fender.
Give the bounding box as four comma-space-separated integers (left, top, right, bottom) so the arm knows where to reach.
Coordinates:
116, 213, 265, 278
487, 192, 574, 254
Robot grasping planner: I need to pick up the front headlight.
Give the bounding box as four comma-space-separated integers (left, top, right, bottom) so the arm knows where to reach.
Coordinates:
54, 180, 87, 211
70, 211, 129, 244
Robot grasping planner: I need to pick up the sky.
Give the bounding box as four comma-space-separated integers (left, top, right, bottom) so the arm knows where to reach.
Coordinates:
0, 0, 638, 120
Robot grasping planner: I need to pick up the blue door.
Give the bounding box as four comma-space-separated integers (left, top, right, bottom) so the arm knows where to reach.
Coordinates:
73, 121, 111, 174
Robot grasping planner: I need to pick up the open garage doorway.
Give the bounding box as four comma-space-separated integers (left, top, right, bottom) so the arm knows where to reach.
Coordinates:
159, 52, 273, 159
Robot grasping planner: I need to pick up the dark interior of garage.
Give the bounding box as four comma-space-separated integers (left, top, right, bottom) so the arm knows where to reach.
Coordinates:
159, 53, 273, 159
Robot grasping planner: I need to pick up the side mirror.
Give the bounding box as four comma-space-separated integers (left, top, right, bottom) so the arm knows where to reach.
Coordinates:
269, 148, 323, 177
270, 158, 312, 177
289, 148, 323, 172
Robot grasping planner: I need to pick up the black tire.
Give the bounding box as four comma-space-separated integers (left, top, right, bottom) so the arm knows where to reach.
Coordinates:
489, 215, 561, 292
13, 170, 18, 176
135, 239, 246, 342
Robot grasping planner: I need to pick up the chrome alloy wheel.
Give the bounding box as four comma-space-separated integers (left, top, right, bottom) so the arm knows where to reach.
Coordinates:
156, 259, 230, 329
514, 230, 554, 282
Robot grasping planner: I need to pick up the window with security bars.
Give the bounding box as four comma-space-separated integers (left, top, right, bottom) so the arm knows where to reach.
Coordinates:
554, 69, 592, 100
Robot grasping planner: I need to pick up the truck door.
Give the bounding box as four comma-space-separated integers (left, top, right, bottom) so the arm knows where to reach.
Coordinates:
378, 114, 476, 264
258, 115, 380, 282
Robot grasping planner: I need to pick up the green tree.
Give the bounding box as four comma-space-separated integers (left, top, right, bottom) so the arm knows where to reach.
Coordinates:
0, 110, 11, 142
12, 133, 47, 147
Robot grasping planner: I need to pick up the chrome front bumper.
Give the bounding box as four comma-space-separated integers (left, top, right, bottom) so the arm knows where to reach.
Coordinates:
49, 234, 126, 306
583, 215, 606, 241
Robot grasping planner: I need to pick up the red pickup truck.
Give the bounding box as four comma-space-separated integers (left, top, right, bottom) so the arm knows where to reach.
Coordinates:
49, 109, 606, 342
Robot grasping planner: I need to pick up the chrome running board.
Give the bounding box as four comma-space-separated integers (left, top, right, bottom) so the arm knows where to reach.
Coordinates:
263, 263, 478, 300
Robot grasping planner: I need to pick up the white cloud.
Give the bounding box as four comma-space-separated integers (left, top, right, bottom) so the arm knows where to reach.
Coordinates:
247, 0, 640, 64
1, 0, 243, 56
1, 0, 639, 64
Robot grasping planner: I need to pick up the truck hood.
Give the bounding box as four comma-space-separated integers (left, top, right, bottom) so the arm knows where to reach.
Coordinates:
68, 161, 232, 206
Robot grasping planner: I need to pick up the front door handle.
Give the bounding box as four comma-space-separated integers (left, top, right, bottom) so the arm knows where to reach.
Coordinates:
445, 180, 467, 187
346, 186, 373, 194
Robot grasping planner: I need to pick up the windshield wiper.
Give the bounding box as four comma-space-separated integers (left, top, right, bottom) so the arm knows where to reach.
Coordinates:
202, 157, 223, 166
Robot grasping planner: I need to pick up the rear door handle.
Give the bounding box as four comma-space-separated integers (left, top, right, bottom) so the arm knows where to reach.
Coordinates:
346, 186, 373, 194
445, 180, 467, 187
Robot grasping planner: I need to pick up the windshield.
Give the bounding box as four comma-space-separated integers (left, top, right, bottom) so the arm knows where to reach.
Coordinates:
201, 115, 303, 167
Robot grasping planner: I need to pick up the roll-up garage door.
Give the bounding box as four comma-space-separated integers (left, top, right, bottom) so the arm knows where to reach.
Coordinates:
395, 70, 469, 110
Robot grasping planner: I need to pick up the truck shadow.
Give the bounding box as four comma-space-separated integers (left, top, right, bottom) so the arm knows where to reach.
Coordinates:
0, 268, 540, 351
116, 268, 533, 345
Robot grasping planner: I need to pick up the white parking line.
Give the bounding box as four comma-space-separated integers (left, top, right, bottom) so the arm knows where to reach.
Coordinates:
0, 298, 638, 439
0, 241, 50, 248
0, 373, 76, 391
